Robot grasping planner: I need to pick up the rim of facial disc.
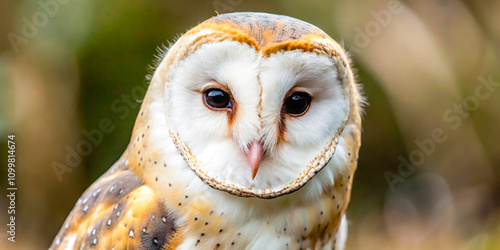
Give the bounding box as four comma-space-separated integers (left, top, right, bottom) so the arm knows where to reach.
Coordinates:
169, 126, 344, 199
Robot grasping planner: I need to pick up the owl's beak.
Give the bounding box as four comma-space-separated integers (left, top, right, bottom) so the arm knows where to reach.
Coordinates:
245, 141, 264, 180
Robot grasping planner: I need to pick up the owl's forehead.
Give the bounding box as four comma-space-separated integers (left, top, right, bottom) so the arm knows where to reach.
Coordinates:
204, 12, 327, 46
183, 12, 334, 55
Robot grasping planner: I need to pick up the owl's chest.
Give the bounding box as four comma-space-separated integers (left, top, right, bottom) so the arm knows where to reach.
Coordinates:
174, 191, 344, 250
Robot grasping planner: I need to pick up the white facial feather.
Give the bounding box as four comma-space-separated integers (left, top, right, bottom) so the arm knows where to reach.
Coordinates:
168, 40, 261, 149
162, 39, 350, 195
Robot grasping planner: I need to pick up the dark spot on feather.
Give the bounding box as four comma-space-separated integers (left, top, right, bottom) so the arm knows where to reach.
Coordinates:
139, 203, 176, 250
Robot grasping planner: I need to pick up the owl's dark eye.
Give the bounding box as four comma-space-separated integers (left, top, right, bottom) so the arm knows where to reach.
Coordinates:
203, 88, 232, 109
283, 92, 311, 116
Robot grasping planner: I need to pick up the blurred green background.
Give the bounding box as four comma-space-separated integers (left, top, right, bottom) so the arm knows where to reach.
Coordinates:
1, 0, 499, 249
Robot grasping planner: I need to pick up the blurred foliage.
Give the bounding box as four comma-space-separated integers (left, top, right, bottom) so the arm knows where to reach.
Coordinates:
1, 0, 499, 249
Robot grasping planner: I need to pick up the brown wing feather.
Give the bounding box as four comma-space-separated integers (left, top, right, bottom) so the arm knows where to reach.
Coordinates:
50, 158, 180, 250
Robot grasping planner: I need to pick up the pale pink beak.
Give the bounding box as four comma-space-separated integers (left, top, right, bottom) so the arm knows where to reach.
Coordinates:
245, 141, 264, 180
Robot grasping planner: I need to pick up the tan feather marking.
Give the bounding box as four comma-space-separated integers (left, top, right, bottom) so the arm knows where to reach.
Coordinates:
277, 112, 287, 145
299, 169, 355, 248
164, 230, 184, 250
262, 34, 325, 56
185, 22, 259, 50
184, 23, 340, 59
256, 74, 263, 134
50, 161, 179, 250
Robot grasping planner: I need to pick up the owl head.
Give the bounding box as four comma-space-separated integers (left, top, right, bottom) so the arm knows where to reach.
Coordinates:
129, 12, 363, 200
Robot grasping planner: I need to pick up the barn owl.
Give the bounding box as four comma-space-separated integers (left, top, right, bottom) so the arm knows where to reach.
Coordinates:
51, 12, 363, 250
